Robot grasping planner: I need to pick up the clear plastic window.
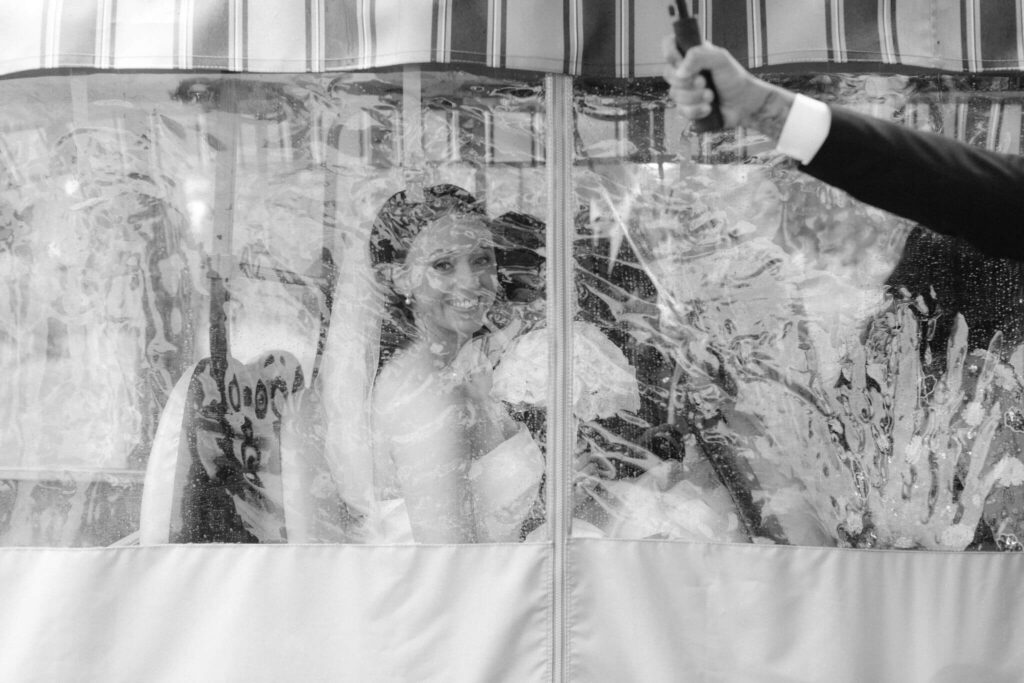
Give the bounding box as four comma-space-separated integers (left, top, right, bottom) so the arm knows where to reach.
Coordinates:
7, 66, 1023, 551
570, 74, 1024, 551
0, 69, 547, 545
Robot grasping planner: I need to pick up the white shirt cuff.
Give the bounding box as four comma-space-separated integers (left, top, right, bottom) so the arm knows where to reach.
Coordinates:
776, 94, 831, 165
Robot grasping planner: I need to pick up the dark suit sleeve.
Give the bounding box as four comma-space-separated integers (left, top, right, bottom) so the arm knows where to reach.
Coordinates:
801, 105, 1024, 260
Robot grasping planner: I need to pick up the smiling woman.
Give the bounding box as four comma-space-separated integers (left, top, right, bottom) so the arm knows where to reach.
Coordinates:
401, 213, 499, 344
368, 185, 545, 543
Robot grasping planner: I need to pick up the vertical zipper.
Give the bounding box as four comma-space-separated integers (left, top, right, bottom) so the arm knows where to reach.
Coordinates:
545, 73, 574, 683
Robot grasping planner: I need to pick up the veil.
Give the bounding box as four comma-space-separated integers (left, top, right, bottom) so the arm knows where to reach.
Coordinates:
279, 186, 393, 544
314, 225, 383, 539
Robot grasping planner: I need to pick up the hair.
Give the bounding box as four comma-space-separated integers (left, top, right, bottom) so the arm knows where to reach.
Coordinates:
491, 211, 546, 304
369, 184, 486, 365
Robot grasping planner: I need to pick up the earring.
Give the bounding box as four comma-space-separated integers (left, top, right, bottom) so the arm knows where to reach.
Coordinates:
404, 295, 413, 306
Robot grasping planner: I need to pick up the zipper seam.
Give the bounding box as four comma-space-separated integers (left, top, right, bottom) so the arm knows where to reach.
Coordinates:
545, 72, 574, 683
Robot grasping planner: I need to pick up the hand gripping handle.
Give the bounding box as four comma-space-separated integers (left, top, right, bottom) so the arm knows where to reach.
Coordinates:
670, 0, 724, 133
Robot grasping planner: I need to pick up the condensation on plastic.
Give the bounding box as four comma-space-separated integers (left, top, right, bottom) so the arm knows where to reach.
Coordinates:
568, 73, 1024, 551
0, 70, 548, 546
6, 68, 1024, 551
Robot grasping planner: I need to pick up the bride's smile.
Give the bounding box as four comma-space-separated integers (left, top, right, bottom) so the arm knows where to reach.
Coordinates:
400, 213, 499, 348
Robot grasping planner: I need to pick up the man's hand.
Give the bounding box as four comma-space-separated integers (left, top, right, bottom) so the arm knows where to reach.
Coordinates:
662, 37, 795, 142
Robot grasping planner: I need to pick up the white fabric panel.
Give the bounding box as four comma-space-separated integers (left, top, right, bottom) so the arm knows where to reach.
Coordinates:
374, 0, 436, 67
503, 0, 565, 73
246, 3, 309, 71
111, 0, 177, 70
569, 539, 1024, 683
931, 3, 970, 71
0, 544, 551, 683
633, 0, 676, 76
0, 3, 45, 74
764, 0, 830, 64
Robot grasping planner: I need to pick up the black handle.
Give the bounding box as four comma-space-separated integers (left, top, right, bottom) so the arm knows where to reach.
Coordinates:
670, 0, 724, 133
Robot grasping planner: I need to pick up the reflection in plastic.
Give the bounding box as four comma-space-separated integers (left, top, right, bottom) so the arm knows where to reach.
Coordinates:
570, 74, 1024, 550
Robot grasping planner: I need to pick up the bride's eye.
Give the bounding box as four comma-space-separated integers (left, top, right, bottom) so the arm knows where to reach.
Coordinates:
473, 253, 493, 267
432, 259, 453, 273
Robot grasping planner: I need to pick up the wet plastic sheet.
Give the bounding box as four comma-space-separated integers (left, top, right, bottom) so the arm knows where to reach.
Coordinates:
0, 69, 549, 547
568, 74, 1024, 552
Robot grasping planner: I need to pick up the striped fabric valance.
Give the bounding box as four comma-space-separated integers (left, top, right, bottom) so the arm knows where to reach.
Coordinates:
1, 0, 1023, 79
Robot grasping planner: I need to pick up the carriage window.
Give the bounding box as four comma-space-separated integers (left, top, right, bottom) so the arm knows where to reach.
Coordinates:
570, 74, 1024, 551
0, 69, 547, 545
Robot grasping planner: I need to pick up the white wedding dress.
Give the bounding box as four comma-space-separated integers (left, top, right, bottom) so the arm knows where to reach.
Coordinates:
374, 425, 544, 543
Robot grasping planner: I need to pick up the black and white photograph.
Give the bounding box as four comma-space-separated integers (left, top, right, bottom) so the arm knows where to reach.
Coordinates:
1, 1, 1023, 680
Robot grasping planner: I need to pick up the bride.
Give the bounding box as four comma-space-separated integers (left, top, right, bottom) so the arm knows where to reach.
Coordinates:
369, 185, 543, 543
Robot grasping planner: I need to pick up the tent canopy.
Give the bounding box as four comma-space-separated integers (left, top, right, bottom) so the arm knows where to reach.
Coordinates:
1, 0, 1023, 80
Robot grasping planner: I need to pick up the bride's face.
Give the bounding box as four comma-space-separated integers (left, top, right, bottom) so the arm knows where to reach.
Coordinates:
401, 214, 499, 342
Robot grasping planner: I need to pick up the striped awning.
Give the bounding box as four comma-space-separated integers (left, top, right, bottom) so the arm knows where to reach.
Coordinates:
1, 0, 1023, 79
